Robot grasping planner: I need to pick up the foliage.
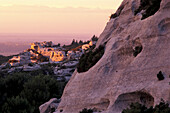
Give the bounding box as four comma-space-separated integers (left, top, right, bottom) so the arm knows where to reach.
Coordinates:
91, 35, 98, 41
0, 73, 67, 113
122, 102, 152, 113
122, 100, 170, 113
110, 5, 124, 19
154, 100, 170, 113
79, 108, 93, 113
0, 55, 14, 65
63, 39, 80, 50
134, 0, 162, 20
2, 96, 33, 113
77, 45, 105, 73
40, 64, 55, 75
63, 35, 98, 51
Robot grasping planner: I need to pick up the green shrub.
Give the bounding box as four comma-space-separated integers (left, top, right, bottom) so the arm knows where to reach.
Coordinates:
154, 100, 170, 113
77, 45, 105, 73
122, 102, 152, 113
91, 35, 98, 41
122, 100, 170, 113
79, 108, 93, 113
0, 73, 67, 113
2, 96, 33, 113
40, 64, 54, 75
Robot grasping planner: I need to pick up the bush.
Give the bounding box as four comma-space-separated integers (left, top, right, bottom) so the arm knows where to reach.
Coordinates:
40, 64, 54, 75
79, 108, 93, 113
2, 96, 33, 113
77, 45, 105, 73
122, 100, 170, 113
122, 102, 152, 113
0, 73, 67, 113
154, 100, 170, 113
110, 5, 124, 19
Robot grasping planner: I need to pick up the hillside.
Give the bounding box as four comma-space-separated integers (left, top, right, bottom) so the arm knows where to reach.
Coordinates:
57, 0, 170, 113
0, 55, 14, 65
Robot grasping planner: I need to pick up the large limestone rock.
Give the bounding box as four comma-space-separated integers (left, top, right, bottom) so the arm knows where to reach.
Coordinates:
57, 0, 170, 113
39, 98, 60, 113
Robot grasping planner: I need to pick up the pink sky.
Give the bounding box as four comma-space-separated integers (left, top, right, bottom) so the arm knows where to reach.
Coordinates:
0, 0, 123, 36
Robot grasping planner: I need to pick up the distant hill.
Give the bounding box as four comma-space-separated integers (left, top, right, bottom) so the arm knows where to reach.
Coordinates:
0, 42, 29, 56
0, 55, 14, 65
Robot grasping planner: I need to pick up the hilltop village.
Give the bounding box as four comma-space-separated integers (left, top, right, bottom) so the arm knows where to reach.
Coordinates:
0, 36, 98, 81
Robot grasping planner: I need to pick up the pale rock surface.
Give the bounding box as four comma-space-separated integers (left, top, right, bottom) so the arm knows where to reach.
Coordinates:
23, 64, 41, 72
57, 0, 170, 113
39, 98, 60, 113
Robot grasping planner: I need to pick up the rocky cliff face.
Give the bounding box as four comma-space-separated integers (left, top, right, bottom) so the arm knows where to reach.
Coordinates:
57, 0, 170, 113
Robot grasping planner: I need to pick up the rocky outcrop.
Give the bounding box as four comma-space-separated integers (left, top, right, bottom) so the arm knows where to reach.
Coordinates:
39, 98, 60, 113
57, 0, 170, 113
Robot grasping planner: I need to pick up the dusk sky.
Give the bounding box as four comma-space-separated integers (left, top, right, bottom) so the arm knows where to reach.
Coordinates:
0, 0, 123, 35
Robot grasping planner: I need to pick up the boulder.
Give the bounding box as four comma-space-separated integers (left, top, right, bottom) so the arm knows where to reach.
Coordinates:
39, 98, 60, 113
23, 64, 41, 71
57, 0, 170, 113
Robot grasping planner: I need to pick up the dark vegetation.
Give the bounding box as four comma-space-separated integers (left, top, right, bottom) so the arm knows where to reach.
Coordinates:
37, 54, 49, 62
157, 71, 164, 81
0, 55, 15, 65
0, 72, 67, 113
110, 5, 124, 19
63, 39, 83, 50
133, 46, 143, 57
77, 45, 105, 73
79, 108, 93, 113
63, 35, 98, 51
122, 100, 170, 113
134, 0, 162, 20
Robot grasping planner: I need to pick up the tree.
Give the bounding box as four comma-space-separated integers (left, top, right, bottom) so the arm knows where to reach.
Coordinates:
71, 39, 76, 45
79, 108, 93, 113
79, 40, 83, 45
77, 45, 105, 73
122, 101, 170, 113
91, 35, 98, 41
57, 43, 61, 47
21, 75, 50, 112
0, 72, 67, 113
2, 96, 33, 113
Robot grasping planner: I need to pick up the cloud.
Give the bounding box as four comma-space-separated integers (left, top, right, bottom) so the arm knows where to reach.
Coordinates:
0, 5, 115, 14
